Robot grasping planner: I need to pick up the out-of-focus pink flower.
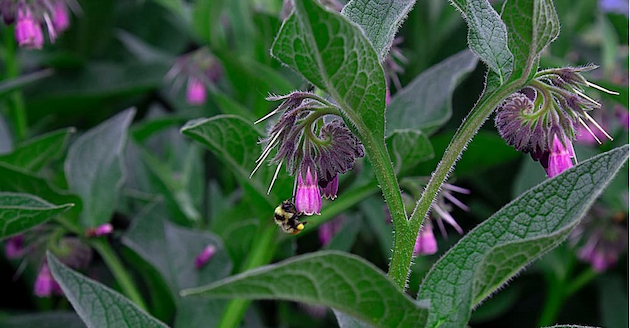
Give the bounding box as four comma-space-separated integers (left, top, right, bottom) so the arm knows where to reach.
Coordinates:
34, 262, 62, 297
195, 245, 216, 269
86, 223, 113, 237
15, 8, 43, 49
318, 216, 345, 246
52, 1, 70, 33
186, 77, 207, 105
414, 221, 437, 256
4, 235, 24, 259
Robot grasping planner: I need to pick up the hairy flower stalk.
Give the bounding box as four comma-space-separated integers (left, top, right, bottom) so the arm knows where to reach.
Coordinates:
495, 65, 618, 177
251, 91, 364, 216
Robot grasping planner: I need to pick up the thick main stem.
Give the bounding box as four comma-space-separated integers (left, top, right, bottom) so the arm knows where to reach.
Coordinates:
3, 28, 28, 141
393, 80, 524, 292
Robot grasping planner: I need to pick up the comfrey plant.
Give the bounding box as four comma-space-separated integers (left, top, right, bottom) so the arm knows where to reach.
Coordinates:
179, 1, 629, 327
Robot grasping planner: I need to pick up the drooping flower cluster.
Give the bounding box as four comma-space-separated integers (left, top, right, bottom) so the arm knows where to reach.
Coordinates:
165, 47, 222, 106
570, 202, 628, 272
495, 65, 617, 177
0, 0, 77, 49
3, 230, 92, 297
252, 92, 365, 215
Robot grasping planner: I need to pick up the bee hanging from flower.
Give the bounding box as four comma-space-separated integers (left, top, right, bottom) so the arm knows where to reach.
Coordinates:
251, 92, 365, 233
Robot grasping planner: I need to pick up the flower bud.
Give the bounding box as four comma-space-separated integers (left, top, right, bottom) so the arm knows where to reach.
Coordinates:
195, 245, 216, 269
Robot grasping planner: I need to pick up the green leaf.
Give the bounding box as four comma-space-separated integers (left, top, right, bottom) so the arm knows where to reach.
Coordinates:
386, 50, 478, 135
540, 326, 599, 328
598, 274, 628, 328
334, 310, 372, 328
122, 202, 232, 328
271, 0, 386, 139
0, 163, 81, 220
181, 115, 291, 207
182, 251, 428, 328
0, 312, 85, 328
386, 130, 434, 174
501, 0, 560, 80
341, 0, 415, 62
449, 0, 513, 84
46, 253, 169, 328
65, 109, 135, 228
0, 192, 73, 239
0, 128, 74, 173
417, 145, 629, 328
0, 69, 53, 99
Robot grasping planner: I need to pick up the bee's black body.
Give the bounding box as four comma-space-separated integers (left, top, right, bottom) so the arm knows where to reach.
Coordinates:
274, 200, 307, 234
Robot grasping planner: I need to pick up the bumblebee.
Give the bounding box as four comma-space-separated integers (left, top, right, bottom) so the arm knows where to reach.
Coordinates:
274, 200, 307, 235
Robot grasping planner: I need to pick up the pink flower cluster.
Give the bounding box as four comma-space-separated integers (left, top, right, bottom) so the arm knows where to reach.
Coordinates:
2, 0, 74, 49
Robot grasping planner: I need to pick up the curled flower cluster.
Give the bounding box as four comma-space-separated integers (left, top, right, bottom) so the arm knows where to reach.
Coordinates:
4, 231, 92, 297
165, 47, 222, 106
495, 65, 617, 177
1, 0, 76, 49
252, 92, 365, 215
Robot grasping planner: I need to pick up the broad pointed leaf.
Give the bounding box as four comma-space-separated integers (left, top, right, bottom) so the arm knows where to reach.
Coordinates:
0, 192, 73, 239
64, 109, 135, 228
386, 130, 434, 173
182, 251, 428, 328
123, 202, 232, 328
181, 115, 291, 207
272, 0, 386, 139
46, 253, 169, 328
501, 0, 560, 80
450, 0, 513, 84
341, 0, 416, 62
418, 145, 629, 328
0, 128, 74, 173
0, 163, 81, 220
386, 50, 478, 136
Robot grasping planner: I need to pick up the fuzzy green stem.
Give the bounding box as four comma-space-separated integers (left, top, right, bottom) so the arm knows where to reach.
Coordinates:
565, 267, 598, 297
3, 28, 28, 141
395, 79, 525, 291
90, 239, 148, 311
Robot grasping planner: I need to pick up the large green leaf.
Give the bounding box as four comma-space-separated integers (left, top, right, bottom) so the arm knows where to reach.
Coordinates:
64, 109, 135, 228
122, 202, 232, 327
182, 251, 428, 328
418, 145, 629, 328
181, 115, 292, 208
341, 0, 416, 62
386, 50, 478, 136
501, 0, 560, 80
271, 0, 386, 139
0, 312, 85, 328
0, 192, 73, 239
0, 128, 74, 173
0, 163, 81, 220
46, 253, 169, 328
449, 0, 513, 84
